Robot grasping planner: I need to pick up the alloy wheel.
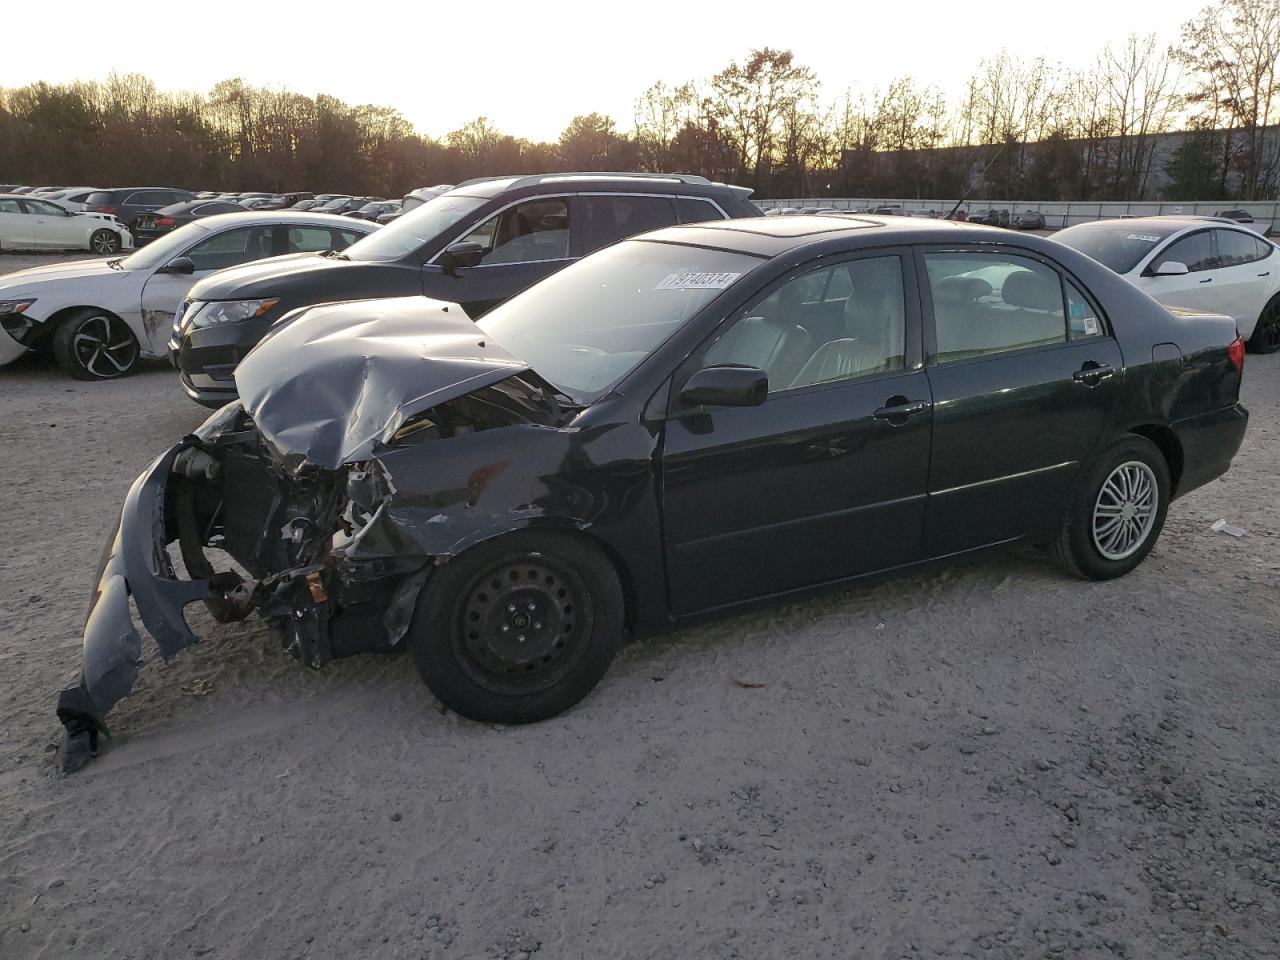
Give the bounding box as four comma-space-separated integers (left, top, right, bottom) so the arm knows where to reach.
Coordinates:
72, 314, 137, 378
1092, 460, 1158, 560
1258, 301, 1280, 352
91, 230, 120, 255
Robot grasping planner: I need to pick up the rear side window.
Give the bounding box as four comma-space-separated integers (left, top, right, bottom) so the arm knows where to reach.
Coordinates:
283, 226, 334, 253
1214, 229, 1266, 267
183, 225, 273, 271
1153, 232, 1213, 273
925, 253, 1067, 363
676, 197, 725, 223
581, 195, 678, 252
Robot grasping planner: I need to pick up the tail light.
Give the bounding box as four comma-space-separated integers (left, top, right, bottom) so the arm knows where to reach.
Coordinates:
1228, 336, 1245, 372
93, 205, 117, 215
156, 217, 175, 226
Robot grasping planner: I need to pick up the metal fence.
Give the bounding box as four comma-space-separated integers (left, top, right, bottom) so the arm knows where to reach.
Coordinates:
754, 198, 1280, 232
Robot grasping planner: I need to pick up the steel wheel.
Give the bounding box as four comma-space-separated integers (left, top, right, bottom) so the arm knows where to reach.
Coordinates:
453, 555, 594, 696
70, 313, 138, 378
90, 228, 121, 255
1091, 460, 1158, 560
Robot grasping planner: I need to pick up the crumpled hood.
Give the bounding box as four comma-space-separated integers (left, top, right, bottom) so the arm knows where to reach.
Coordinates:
235, 296, 530, 471
0, 257, 130, 294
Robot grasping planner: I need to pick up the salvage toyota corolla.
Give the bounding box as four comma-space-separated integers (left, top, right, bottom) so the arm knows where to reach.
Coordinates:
56, 216, 1249, 771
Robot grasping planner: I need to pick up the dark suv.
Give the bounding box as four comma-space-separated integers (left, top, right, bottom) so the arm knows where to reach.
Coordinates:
82, 187, 195, 233
172, 172, 760, 406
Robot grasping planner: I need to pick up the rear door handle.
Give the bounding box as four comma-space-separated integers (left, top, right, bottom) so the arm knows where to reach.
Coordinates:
1199, 277, 1213, 284
873, 400, 931, 421
1258, 272, 1271, 277
1073, 363, 1116, 384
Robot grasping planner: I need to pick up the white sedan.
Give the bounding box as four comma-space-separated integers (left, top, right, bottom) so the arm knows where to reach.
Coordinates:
0, 211, 375, 380
0, 194, 133, 255
1055, 216, 1280, 353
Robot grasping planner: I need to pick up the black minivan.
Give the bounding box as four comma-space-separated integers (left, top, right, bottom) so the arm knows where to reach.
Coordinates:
171, 172, 760, 406
83, 186, 195, 233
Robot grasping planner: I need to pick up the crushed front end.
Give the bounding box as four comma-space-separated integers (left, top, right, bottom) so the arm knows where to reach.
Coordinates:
55, 403, 432, 773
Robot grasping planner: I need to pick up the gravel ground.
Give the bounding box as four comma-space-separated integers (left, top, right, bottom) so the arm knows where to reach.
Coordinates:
1, 252, 1278, 960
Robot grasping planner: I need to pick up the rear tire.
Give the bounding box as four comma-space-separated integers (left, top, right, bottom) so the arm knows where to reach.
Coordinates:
407, 530, 623, 724
1049, 435, 1170, 580
90, 228, 121, 256
1247, 294, 1280, 354
51, 309, 139, 380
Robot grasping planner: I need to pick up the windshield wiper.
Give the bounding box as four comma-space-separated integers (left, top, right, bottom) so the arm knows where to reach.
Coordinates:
105, 258, 124, 270
322, 249, 351, 261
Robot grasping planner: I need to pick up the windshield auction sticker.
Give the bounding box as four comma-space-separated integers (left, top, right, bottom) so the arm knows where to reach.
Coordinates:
657, 271, 742, 290
1126, 234, 1163, 243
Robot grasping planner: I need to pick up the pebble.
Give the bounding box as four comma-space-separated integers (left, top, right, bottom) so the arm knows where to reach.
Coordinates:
981, 726, 999, 736
48, 878, 64, 889
390, 812, 402, 822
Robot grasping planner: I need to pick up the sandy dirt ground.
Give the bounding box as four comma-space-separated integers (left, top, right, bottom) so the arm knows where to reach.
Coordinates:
1, 251, 1277, 960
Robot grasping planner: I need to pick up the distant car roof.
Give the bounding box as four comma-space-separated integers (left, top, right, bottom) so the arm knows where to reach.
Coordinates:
639, 213, 1000, 258
450, 172, 752, 200
182, 211, 382, 232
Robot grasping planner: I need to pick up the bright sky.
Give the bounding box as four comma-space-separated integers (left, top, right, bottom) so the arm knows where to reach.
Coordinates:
2, 0, 1211, 141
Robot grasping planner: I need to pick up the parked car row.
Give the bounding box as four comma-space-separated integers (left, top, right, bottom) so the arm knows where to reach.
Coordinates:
44, 186, 1255, 771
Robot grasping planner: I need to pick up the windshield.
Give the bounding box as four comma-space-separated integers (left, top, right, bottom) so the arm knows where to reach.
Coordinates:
119, 221, 212, 271
343, 193, 488, 262
478, 240, 763, 405
1055, 221, 1181, 274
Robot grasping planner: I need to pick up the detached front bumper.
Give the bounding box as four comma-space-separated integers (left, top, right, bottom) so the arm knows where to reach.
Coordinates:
56, 444, 213, 772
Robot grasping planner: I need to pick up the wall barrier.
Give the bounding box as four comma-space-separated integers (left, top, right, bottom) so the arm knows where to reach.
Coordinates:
754, 198, 1280, 233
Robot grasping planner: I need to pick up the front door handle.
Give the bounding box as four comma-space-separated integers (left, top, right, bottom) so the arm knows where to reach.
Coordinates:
1073, 363, 1116, 385
873, 399, 930, 422
1258, 272, 1271, 277
1199, 277, 1213, 284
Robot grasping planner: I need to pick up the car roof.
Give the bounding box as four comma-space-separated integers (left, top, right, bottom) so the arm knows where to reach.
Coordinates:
186, 211, 382, 231
637, 213, 995, 257
450, 171, 752, 200
1068, 215, 1252, 233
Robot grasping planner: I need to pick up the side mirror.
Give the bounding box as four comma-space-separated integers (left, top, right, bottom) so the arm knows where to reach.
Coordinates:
160, 256, 196, 275
1152, 260, 1189, 277
679, 365, 769, 408
439, 240, 485, 276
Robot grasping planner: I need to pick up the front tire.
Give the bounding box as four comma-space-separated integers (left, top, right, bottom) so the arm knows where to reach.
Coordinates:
1247, 294, 1280, 354
1049, 435, 1170, 580
51, 309, 140, 380
407, 530, 623, 723
90, 228, 122, 256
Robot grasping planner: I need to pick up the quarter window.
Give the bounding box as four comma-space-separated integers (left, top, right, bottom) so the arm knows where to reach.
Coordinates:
183, 226, 272, 271
458, 198, 571, 265
1066, 280, 1104, 340
1153, 232, 1213, 273
703, 255, 906, 393
676, 197, 724, 223
925, 253, 1066, 362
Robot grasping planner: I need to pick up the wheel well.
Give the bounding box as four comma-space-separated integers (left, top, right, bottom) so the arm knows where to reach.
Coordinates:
1128, 424, 1183, 495
35, 305, 122, 346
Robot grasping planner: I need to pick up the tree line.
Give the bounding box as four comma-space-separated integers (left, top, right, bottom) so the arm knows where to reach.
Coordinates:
1, 0, 1277, 202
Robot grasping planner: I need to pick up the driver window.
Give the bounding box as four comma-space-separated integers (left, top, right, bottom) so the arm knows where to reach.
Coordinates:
0, 199, 22, 213
702, 256, 906, 394
458, 198, 570, 265
22, 200, 66, 216
183, 226, 272, 272
1153, 232, 1213, 273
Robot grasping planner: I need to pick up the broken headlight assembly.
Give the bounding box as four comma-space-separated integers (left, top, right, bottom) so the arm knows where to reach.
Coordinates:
0, 299, 37, 344
184, 298, 279, 331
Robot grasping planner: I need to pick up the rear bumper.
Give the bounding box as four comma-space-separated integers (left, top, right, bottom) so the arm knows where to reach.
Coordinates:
1170, 402, 1249, 499
56, 445, 212, 771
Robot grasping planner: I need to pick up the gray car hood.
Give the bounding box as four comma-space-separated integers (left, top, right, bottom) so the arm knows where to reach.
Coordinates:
235, 296, 530, 471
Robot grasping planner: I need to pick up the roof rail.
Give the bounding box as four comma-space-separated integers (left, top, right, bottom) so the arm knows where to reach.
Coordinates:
454, 171, 716, 190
